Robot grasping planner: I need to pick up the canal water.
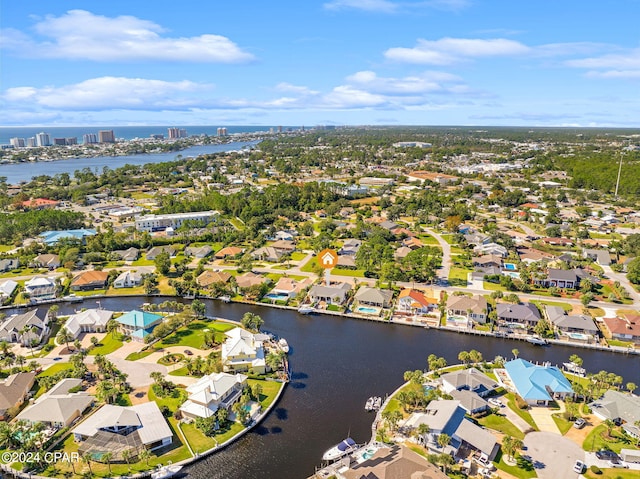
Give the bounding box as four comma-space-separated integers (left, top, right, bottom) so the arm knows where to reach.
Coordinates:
42, 297, 640, 479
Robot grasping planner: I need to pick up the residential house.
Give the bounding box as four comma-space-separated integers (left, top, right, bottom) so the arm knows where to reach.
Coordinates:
72, 402, 172, 459
396, 289, 438, 315
16, 378, 93, 428
0, 279, 18, 301
502, 358, 573, 406
339, 444, 448, 479
472, 255, 503, 269
401, 237, 424, 250
179, 372, 248, 421
379, 220, 399, 231
0, 372, 37, 420
464, 232, 491, 247
270, 240, 296, 254
270, 277, 313, 299
39, 229, 96, 246
235, 272, 269, 290
221, 328, 267, 374
354, 287, 394, 308
251, 246, 285, 262
196, 270, 232, 288
20, 198, 59, 210
517, 247, 556, 264
446, 295, 488, 324
534, 268, 595, 289
24, 276, 57, 301
0, 308, 49, 345
601, 313, 640, 344
545, 306, 598, 341
582, 248, 612, 266
116, 310, 163, 342
474, 242, 508, 257
70, 270, 109, 291
394, 246, 413, 260
337, 255, 357, 268
214, 246, 244, 259
404, 400, 499, 461
111, 248, 139, 262
145, 245, 178, 260
540, 237, 574, 247
440, 367, 499, 398
0, 258, 19, 272
64, 309, 115, 338
497, 302, 541, 328
31, 253, 61, 270
184, 245, 213, 259
308, 282, 352, 305
274, 230, 295, 241
339, 239, 362, 256
589, 391, 640, 439
450, 389, 491, 415
113, 270, 143, 288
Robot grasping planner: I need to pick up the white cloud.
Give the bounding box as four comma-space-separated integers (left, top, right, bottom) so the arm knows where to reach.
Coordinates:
567, 49, 640, 69
385, 37, 530, 64
274, 83, 320, 95
2, 10, 254, 63
3, 77, 211, 110
585, 70, 640, 79
345, 70, 464, 94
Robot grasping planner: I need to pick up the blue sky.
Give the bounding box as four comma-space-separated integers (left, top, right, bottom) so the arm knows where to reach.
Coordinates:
2, 0, 640, 127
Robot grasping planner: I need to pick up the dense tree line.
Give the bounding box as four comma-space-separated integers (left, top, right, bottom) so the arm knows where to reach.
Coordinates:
0, 209, 86, 243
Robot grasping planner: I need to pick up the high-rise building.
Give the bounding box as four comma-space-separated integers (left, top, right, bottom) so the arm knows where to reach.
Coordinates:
36, 132, 51, 147
83, 134, 98, 144
53, 138, 67, 146
217, 127, 228, 137
277, 126, 283, 133
10, 138, 25, 148
27, 137, 37, 147
168, 127, 187, 139
66, 137, 78, 145
99, 130, 115, 143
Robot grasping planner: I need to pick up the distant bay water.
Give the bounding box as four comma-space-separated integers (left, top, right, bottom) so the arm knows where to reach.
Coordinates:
0, 140, 260, 185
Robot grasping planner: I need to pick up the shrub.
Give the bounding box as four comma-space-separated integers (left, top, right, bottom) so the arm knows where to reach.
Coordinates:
515, 394, 529, 410
590, 465, 602, 474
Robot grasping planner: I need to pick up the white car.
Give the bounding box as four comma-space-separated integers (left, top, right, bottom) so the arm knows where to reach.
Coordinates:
488, 398, 503, 407
573, 460, 585, 474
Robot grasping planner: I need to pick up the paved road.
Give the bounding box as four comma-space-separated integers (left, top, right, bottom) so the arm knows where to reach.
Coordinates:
524, 431, 585, 479
602, 264, 640, 302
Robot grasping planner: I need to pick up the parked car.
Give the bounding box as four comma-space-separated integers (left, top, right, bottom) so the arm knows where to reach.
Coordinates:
573, 460, 585, 474
607, 459, 628, 468
573, 418, 586, 429
595, 450, 618, 461
184, 349, 193, 355
488, 398, 503, 408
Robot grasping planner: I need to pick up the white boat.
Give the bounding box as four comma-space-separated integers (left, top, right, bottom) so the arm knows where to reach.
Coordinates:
373, 396, 382, 410
527, 337, 548, 346
298, 305, 315, 314
218, 295, 231, 303
278, 338, 290, 353
151, 464, 183, 479
322, 437, 358, 461
365, 397, 375, 411
563, 362, 586, 376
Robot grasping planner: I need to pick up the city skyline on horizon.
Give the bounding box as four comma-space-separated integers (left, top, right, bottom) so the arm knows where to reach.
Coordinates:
2, 1, 640, 128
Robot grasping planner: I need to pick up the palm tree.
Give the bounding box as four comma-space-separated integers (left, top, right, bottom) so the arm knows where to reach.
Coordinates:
139, 448, 151, 466
458, 351, 470, 367
122, 449, 132, 470
469, 349, 483, 365
382, 410, 402, 432
102, 452, 113, 475
627, 382, 637, 394
438, 453, 454, 474
82, 452, 93, 475
266, 350, 285, 371
512, 348, 519, 359
415, 423, 430, 444
604, 419, 615, 438
57, 327, 73, 353
0, 340, 9, 357
107, 318, 119, 338
15, 355, 25, 370
437, 433, 451, 450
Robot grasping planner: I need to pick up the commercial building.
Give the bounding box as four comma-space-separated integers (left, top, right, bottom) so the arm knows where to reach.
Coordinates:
134, 210, 219, 232
98, 130, 115, 143
168, 127, 187, 139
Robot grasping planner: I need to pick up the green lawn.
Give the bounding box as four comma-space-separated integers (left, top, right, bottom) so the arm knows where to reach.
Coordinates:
505, 393, 538, 431
291, 252, 307, 261
417, 234, 440, 245
87, 333, 124, 356
38, 362, 74, 378
440, 234, 457, 245
583, 424, 635, 453
552, 413, 573, 435
332, 268, 365, 277
300, 257, 317, 273
476, 413, 525, 439
607, 339, 634, 348
125, 349, 154, 361
448, 267, 471, 286
494, 450, 537, 479
131, 257, 155, 266
0, 244, 15, 252
483, 281, 506, 291
160, 319, 235, 349
72, 288, 108, 296
585, 469, 640, 479
530, 300, 573, 312
229, 217, 245, 230
247, 379, 283, 410
148, 384, 187, 413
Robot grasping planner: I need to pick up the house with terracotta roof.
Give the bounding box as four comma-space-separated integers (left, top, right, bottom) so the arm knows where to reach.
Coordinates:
270, 277, 313, 299
70, 270, 109, 291
235, 272, 269, 290
20, 198, 59, 210
396, 289, 438, 315
214, 246, 244, 259
601, 313, 640, 344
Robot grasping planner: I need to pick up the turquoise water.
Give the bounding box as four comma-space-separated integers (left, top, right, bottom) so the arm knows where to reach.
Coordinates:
503, 263, 517, 271
356, 306, 378, 314
504, 271, 520, 279
423, 385, 434, 394
265, 293, 289, 301
568, 332, 589, 340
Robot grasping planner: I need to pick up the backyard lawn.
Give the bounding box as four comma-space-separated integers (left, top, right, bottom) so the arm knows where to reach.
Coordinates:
87, 333, 124, 356
476, 413, 525, 439
583, 424, 636, 453
159, 319, 235, 350
448, 266, 471, 286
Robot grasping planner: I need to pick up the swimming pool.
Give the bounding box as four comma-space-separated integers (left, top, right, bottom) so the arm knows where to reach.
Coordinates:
423, 385, 435, 394
568, 332, 589, 340
503, 263, 517, 271
356, 306, 379, 314
265, 293, 289, 301
503, 271, 520, 279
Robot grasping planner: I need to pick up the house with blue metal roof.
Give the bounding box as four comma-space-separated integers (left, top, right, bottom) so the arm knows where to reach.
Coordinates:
39, 229, 96, 245
503, 358, 573, 406
115, 310, 163, 342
